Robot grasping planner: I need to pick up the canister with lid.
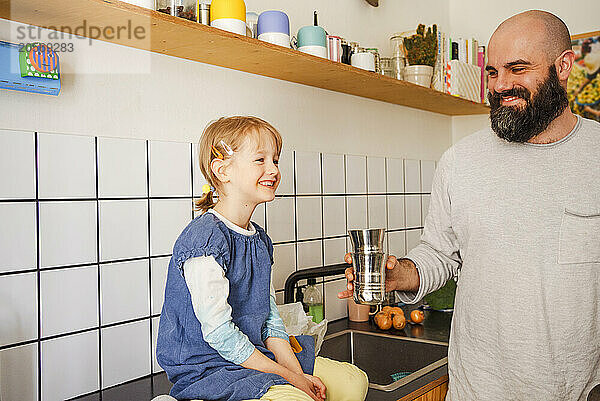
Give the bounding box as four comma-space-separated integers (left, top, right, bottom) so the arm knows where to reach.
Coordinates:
156, 0, 197, 21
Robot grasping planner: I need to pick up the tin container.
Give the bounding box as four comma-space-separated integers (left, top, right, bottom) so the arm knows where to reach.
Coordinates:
157, 0, 196, 21
341, 38, 351, 64
327, 35, 342, 62
365, 48, 380, 73
198, 2, 210, 24
349, 228, 386, 305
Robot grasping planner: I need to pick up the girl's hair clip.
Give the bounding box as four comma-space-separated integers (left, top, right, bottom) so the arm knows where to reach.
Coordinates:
211, 140, 234, 160
201, 184, 212, 194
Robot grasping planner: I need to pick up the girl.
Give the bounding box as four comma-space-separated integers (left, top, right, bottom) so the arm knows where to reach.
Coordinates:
156, 116, 368, 401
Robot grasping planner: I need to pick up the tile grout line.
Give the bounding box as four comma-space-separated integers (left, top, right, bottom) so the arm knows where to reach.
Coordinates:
35, 131, 41, 401
147, 140, 153, 378
95, 136, 103, 398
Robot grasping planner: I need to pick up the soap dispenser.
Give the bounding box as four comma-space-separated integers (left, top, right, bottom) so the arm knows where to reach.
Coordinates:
304, 279, 324, 323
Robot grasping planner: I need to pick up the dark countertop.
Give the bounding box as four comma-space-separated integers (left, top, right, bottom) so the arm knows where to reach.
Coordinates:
326, 306, 453, 343
322, 306, 453, 401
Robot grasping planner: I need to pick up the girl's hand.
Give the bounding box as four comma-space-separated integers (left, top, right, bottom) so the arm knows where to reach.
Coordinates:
287, 372, 325, 401
304, 374, 326, 400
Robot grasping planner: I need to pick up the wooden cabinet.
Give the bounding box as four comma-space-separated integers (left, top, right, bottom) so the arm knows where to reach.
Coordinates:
0, 0, 489, 116
398, 375, 449, 401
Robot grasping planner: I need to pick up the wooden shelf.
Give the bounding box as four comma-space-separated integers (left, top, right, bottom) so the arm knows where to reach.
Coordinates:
1, 0, 490, 116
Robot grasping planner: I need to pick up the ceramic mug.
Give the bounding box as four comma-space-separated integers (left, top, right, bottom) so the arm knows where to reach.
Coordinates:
351, 52, 376, 71
257, 10, 290, 47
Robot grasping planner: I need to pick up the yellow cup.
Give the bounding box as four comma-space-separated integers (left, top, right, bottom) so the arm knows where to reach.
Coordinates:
210, 0, 246, 22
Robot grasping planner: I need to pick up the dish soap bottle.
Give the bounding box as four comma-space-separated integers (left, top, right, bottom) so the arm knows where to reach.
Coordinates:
304, 279, 324, 323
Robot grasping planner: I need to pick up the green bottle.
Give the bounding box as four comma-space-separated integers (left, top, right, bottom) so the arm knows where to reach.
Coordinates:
304, 278, 324, 323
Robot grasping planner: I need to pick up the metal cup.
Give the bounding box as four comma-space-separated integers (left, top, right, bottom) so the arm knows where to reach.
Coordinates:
348, 229, 386, 305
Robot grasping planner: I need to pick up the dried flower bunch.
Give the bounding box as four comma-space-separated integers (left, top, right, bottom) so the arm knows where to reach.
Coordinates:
403, 24, 438, 67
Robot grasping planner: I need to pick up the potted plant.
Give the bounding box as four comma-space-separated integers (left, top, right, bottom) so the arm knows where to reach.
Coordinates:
403, 24, 438, 87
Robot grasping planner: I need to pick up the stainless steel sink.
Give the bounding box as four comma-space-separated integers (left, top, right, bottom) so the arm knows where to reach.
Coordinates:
319, 329, 448, 393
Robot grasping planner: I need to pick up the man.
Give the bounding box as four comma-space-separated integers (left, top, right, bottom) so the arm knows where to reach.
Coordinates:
339, 10, 600, 401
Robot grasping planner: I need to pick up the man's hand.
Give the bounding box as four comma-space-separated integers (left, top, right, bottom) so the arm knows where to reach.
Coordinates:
337, 253, 420, 299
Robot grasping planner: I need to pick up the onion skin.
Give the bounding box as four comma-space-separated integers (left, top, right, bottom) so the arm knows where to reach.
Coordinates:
392, 314, 406, 330
410, 310, 425, 324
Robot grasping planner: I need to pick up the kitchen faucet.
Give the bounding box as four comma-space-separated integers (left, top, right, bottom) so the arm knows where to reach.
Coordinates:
283, 263, 350, 304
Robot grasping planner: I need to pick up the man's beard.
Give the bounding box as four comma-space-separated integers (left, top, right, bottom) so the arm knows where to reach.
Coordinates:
488, 65, 569, 143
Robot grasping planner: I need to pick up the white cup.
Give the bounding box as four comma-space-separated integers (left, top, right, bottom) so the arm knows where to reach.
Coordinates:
258, 32, 291, 48
211, 18, 247, 36
351, 52, 376, 71
298, 45, 328, 59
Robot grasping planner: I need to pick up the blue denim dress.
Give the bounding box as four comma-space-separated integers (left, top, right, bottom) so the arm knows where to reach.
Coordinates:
156, 212, 315, 401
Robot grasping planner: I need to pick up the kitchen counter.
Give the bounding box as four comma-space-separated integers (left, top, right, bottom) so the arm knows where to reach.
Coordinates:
325, 306, 452, 343
73, 308, 452, 401
322, 307, 452, 401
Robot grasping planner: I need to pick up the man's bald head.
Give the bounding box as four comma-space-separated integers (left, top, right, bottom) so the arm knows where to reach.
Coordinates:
491, 10, 572, 62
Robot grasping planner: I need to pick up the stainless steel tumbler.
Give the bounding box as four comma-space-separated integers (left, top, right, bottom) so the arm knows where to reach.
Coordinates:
348, 228, 386, 305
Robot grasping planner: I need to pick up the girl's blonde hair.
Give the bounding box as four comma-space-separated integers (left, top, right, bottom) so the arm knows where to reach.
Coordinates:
194, 116, 283, 213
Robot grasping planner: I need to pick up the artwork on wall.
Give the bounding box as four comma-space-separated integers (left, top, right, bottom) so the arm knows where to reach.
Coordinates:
568, 31, 600, 122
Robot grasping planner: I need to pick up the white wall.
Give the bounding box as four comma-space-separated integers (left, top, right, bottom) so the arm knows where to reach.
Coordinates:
448, 0, 600, 144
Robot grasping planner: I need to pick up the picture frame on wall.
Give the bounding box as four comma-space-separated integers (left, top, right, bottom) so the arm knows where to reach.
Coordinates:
568, 31, 600, 122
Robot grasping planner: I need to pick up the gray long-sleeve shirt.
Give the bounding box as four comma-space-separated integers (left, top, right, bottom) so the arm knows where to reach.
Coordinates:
399, 115, 600, 401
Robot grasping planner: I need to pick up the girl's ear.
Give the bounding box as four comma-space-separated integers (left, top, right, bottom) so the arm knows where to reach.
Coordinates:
210, 158, 230, 183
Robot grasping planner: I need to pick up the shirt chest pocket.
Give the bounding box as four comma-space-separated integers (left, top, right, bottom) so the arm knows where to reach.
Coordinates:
558, 209, 600, 264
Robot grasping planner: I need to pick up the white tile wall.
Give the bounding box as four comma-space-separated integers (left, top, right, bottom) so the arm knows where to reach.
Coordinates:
323, 196, 346, 237
151, 256, 170, 315
367, 195, 387, 229
388, 231, 407, 258
322, 153, 345, 194
101, 320, 151, 388
41, 266, 99, 337
0, 130, 35, 199
296, 197, 322, 240
149, 141, 191, 197
404, 159, 421, 193
386, 158, 404, 193
324, 280, 348, 321
151, 316, 162, 373
266, 197, 295, 242
98, 137, 148, 198
367, 156, 386, 194
150, 199, 191, 256
0, 272, 37, 346
295, 151, 321, 194
0, 343, 38, 401
346, 196, 367, 230
406, 229, 422, 251
405, 194, 422, 228
421, 160, 436, 193
100, 260, 150, 325
39, 201, 97, 268
345, 155, 367, 194
0, 128, 435, 400
38, 133, 96, 199
41, 331, 99, 401
324, 238, 346, 265
99, 200, 149, 261
0, 202, 37, 273
387, 195, 405, 230
272, 243, 296, 291
297, 240, 323, 269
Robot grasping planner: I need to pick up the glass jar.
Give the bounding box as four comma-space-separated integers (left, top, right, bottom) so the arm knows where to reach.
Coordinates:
156, 0, 196, 21
390, 33, 405, 58
391, 55, 406, 80
379, 57, 394, 77
365, 48, 380, 73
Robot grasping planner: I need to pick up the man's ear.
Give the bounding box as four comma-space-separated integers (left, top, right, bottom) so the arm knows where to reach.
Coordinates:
210, 158, 230, 184
556, 49, 575, 81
